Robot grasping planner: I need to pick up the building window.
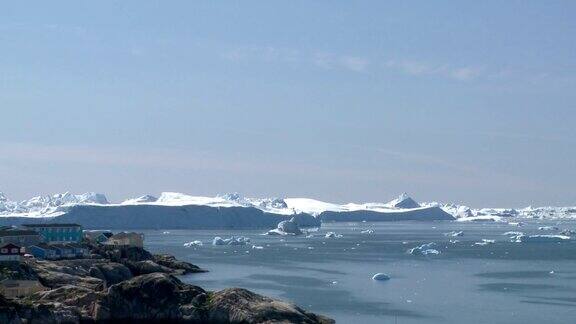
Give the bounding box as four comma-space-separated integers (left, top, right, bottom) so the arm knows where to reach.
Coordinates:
1, 248, 8, 253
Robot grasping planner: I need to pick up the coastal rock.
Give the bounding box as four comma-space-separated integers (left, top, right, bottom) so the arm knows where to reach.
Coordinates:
125, 260, 174, 276
207, 288, 335, 324
152, 254, 207, 274
94, 273, 206, 321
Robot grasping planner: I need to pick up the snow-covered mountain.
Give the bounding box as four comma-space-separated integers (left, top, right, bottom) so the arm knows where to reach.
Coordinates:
0, 192, 108, 216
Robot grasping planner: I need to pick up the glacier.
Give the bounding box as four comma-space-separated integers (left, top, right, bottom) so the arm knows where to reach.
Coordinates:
1, 190, 575, 229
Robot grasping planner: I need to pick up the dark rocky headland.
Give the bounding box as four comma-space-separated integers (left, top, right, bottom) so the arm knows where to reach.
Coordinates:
0, 243, 333, 323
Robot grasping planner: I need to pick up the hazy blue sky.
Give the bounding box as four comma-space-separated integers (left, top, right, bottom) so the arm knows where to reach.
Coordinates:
1, 1, 575, 207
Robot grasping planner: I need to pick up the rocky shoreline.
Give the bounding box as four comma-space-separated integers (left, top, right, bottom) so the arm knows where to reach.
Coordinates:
0, 244, 333, 323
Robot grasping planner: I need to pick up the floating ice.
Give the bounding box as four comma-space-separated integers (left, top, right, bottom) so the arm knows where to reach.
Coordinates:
361, 229, 374, 234
474, 239, 496, 246
251, 245, 264, 250
514, 234, 571, 243
372, 273, 391, 281
266, 217, 303, 236
162, 231, 171, 234
503, 231, 524, 236
538, 226, 559, 231
445, 231, 464, 237
183, 240, 203, 247
212, 236, 251, 246
560, 229, 576, 236
325, 232, 343, 238
408, 243, 440, 256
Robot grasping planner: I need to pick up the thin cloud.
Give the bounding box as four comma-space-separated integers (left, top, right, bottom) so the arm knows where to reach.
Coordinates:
223, 46, 369, 73
383, 60, 484, 81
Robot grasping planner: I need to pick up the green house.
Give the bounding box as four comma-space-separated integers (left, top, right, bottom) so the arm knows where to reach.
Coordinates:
21, 224, 82, 244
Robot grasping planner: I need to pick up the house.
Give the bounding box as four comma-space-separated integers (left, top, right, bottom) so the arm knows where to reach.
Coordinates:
104, 232, 144, 248
0, 243, 23, 263
0, 279, 47, 298
50, 244, 76, 259
83, 230, 113, 244
21, 223, 82, 244
27, 243, 59, 260
0, 229, 42, 247
66, 243, 89, 258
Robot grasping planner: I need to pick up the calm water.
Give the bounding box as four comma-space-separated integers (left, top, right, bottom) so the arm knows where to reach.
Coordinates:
142, 221, 576, 324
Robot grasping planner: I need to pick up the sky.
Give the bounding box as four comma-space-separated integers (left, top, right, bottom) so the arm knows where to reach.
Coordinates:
1, 1, 575, 207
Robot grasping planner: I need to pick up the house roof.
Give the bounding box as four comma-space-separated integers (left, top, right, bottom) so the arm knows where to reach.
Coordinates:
110, 232, 142, 239
84, 230, 113, 239
0, 243, 21, 249
0, 230, 40, 237
30, 243, 59, 251
22, 223, 81, 228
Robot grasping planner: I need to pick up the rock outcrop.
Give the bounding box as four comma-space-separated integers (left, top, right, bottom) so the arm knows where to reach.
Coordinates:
0, 245, 332, 323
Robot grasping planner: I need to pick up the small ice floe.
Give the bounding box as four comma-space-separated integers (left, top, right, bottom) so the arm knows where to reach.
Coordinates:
325, 232, 343, 238
560, 229, 576, 236
408, 243, 440, 256
162, 231, 171, 234
514, 234, 571, 243
474, 239, 496, 246
266, 217, 303, 236
212, 236, 251, 246
307, 246, 314, 250
503, 231, 524, 237
508, 222, 522, 227
538, 226, 559, 231
457, 215, 503, 222
183, 240, 203, 247
449, 239, 460, 244
372, 273, 391, 281
361, 229, 374, 234
251, 245, 264, 250
444, 231, 464, 237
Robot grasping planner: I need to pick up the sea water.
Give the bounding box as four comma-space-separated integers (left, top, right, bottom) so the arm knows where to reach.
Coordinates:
143, 221, 576, 323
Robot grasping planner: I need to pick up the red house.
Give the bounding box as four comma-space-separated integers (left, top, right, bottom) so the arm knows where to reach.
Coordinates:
0, 243, 23, 262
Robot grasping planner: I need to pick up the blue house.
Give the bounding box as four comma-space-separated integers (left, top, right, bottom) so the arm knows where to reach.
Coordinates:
21, 224, 82, 244
27, 244, 59, 260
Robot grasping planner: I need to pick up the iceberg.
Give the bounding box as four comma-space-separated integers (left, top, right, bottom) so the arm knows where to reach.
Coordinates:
212, 236, 251, 246
388, 193, 421, 209
372, 273, 391, 281
183, 240, 203, 247
266, 217, 303, 236
408, 243, 440, 256
474, 239, 495, 246
538, 226, 559, 231
325, 232, 343, 238
514, 234, 571, 243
